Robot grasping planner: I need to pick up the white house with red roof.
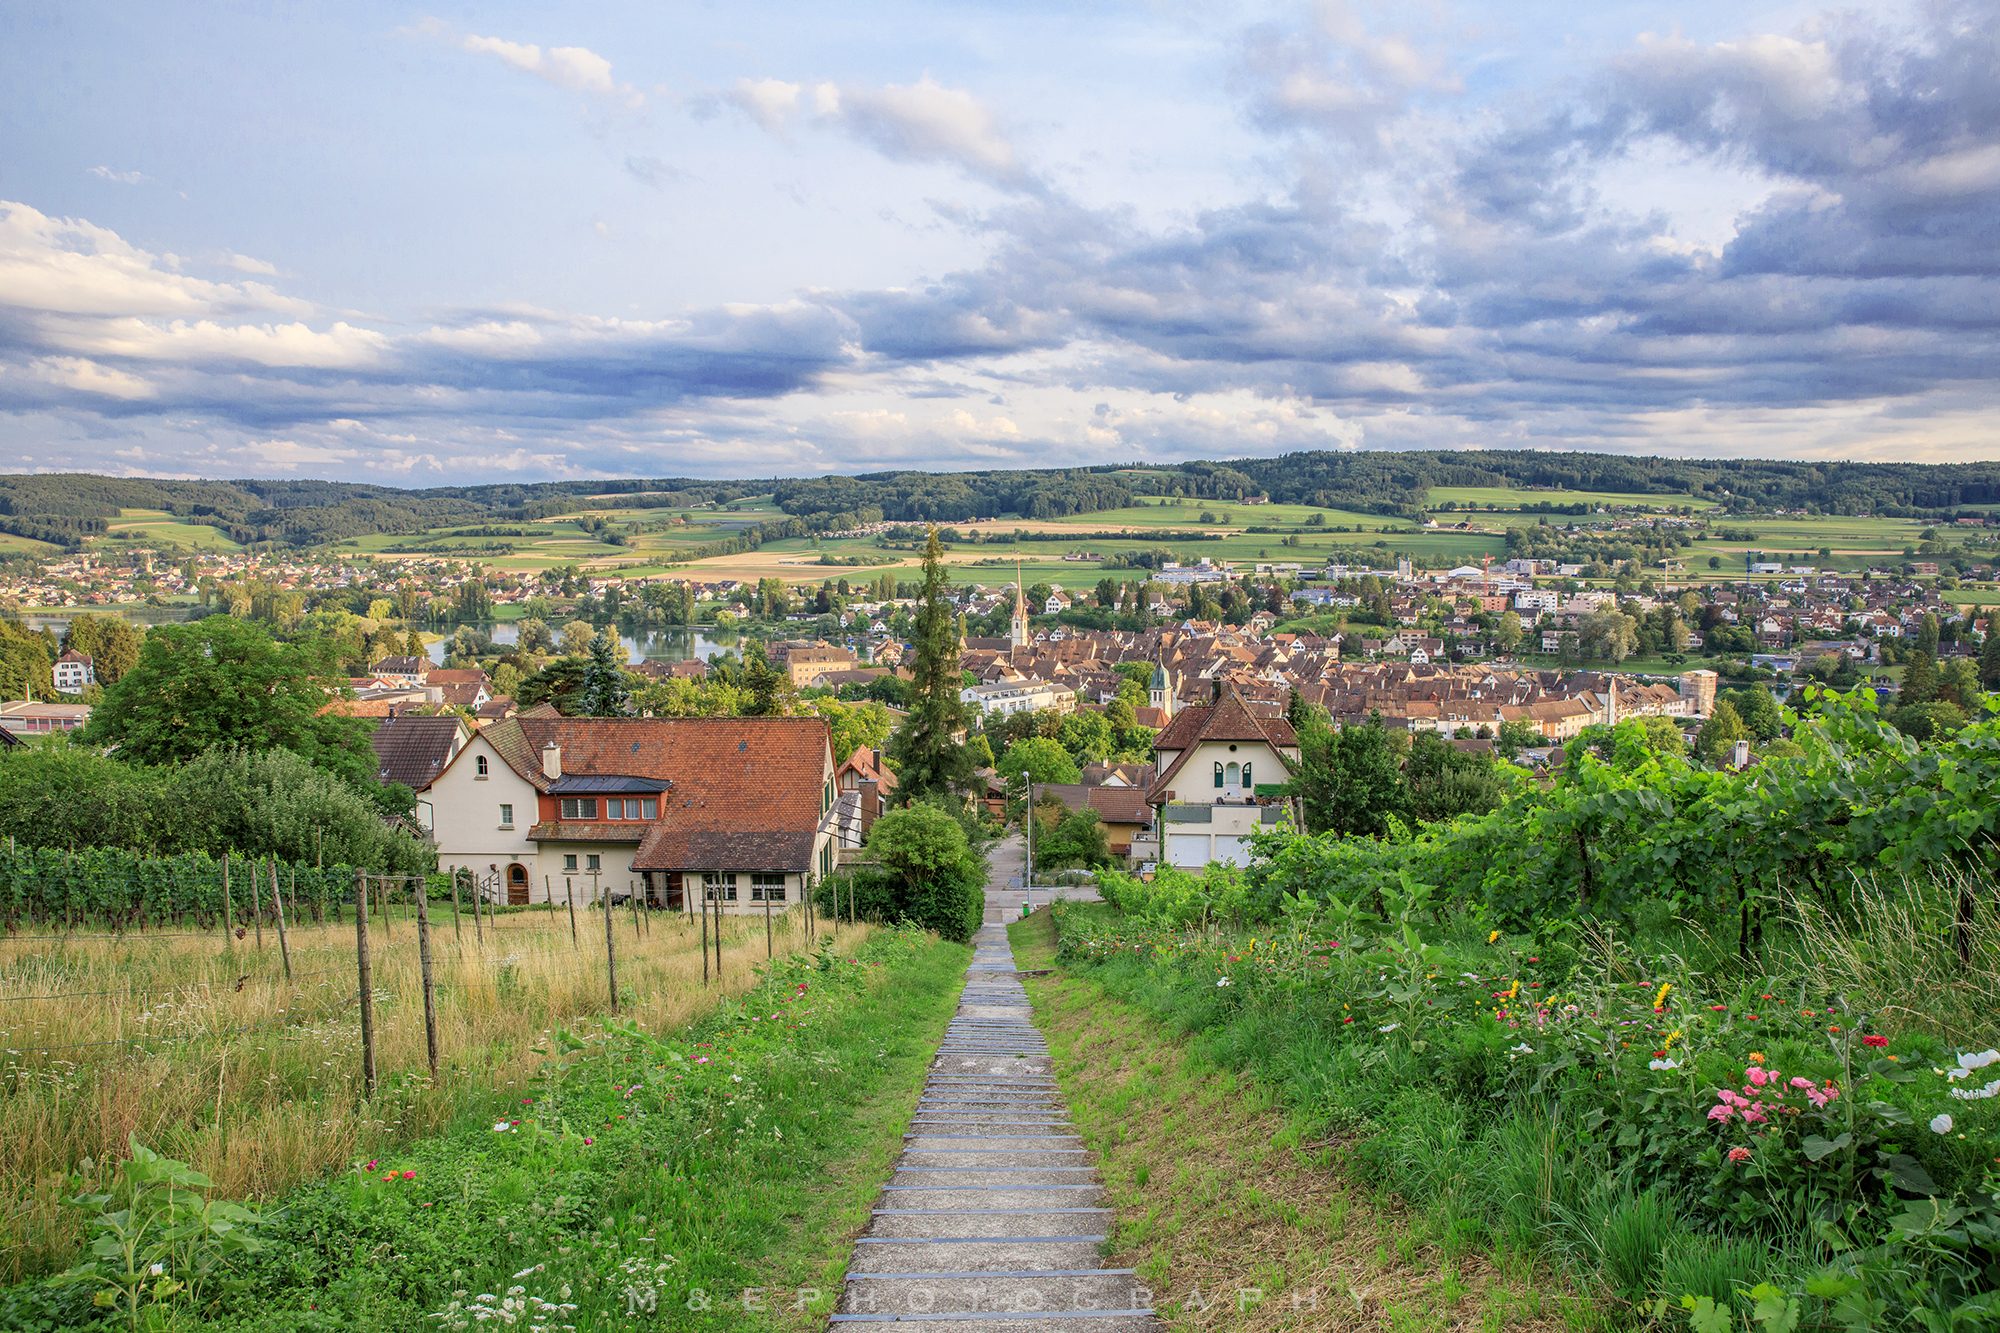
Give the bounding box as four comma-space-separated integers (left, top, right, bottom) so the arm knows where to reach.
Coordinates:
419, 706, 839, 915
1145, 689, 1301, 868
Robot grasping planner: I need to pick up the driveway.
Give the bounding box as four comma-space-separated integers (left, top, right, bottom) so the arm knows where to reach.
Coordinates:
983, 829, 1101, 924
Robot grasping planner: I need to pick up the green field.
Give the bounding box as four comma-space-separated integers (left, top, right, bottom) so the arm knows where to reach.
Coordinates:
0, 532, 64, 557
1048, 500, 1392, 529
1424, 486, 1717, 511
106, 510, 245, 552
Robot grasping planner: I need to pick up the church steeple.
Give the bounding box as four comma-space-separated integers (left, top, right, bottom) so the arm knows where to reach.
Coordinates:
1009, 559, 1030, 655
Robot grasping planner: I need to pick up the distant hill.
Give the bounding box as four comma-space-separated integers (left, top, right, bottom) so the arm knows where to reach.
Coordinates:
6, 451, 1999, 551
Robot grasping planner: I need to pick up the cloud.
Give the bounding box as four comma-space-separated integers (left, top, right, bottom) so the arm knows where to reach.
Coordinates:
457, 31, 643, 107
8, 3, 2000, 479
87, 167, 150, 185
725, 74, 1035, 191
622, 154, 685, 188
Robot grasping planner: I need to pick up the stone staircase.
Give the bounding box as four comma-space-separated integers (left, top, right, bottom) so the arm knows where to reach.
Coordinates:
830, 922, 1156, 1331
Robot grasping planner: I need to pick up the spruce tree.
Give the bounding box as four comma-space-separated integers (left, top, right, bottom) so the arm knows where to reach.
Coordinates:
889, 526, 976, 804
577, 628, 631, 717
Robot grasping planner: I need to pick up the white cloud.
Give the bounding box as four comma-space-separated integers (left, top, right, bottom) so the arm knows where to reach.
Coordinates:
54, 317, 389, 368
220, 252, 279, 275
0, 201, 295, 318
460, 32, 642, 107
724, 74, 1031, 190
87, 166, 150, 185
726, 78, 802, 134
22, 356, 156, 399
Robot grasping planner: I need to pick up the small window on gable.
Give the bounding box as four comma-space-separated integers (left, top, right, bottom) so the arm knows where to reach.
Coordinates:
498, 803, 513, 827
1242, 761, 1253, 789
640, 797, 658, 819
475, 755, 489, 777
1225, 761, 1240, 787
560, 798, 598, 819
1213, 761, 1224, 788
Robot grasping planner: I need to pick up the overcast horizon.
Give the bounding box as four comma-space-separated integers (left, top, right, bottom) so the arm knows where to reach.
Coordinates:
1, 1, 1995, 484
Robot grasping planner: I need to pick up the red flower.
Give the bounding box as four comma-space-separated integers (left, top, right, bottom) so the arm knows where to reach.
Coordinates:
1862, 1034, 1889, 1048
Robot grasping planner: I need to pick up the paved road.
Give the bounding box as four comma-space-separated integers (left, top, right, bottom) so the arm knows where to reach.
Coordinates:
828, 919, 1156, 1331
983, 831, 1101, 925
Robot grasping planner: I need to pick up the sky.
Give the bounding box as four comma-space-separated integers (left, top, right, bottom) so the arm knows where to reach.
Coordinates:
0, 0, 1995, 484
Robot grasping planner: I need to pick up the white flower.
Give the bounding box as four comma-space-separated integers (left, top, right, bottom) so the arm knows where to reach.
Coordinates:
1932, 1113, 1956, 1134
1511, 1043, 1535, 1054
1217, 977, 1232, 987
1649, 1058, 1681, 1071
1949, 1050, 2000, 1080
493, 1122, 511, 1132
149, 1263, 165, 1276
731, 1074, 743, 1083
1378, 1023, 1400, 1033
1950, 1078, 2000, 1101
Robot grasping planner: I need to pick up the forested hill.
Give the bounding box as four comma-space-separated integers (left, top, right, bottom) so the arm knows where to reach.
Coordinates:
6, 450, 2000, 550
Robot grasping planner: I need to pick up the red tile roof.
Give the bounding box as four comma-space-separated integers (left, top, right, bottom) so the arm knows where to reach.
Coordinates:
475, 714, 833, 874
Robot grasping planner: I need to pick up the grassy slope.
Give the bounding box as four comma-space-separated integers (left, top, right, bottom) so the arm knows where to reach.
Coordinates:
1009, 910, 1587, 1333
113, 930, 965, 1333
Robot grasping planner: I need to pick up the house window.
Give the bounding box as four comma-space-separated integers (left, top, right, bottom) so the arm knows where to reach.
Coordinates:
475, 755, 489, 777
704, 872, 739, 902
586, 854, 600, 871
1242, 761, 1252, 789
1213, 761, 1224, 788
1225, 761, 1240, 787
559, 798, 599, 819
564, 854, 578, 871
751, 873, 787, 902
498, 803, 514, 828
604, 797, 659, 820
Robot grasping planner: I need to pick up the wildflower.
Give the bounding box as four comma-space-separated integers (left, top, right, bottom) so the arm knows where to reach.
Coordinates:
1748, 1053, 1765, 1064
1217, 977, 1232, 988
1379, 1023, 1401, 1033
1510, 1042, 1535, 1054
1947, 1050, 2000, 1080
1488, 930, 1501, 944
1648, 1058, 1680, 1071
1931, 1114, 1955, 1135
493, 1122, 510, 1133
403, 1170, 416, 1180
1653, 981, 1673, 1010
1745, 1066, 1775, 1087
582, 1138, 593, 1146
1862, 1035, 1889, 1049
1728, 1147, 1752, 1163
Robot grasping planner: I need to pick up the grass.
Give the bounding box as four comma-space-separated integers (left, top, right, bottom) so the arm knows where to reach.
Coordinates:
103, 511, 245, 553
1010, 909, 1582, 1333
0, 901, 872, 1284
1424, 487, 1714, 512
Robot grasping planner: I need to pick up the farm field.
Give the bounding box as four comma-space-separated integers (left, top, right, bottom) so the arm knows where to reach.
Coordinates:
1424, 485, 1717, 511
0, 894, 870, 1285
1049, 499, 1394, 529
0, 532, 63, 558
106, 509, 245, 552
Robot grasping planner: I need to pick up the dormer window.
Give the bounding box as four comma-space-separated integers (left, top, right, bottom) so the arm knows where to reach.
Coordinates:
475, 755, 489, 777
559, 798, 598, 819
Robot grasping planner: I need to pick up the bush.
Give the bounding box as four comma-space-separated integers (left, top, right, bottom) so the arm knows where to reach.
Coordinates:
815, 805, 988, 942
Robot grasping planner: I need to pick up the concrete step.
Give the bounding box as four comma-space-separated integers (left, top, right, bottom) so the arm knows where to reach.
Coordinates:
864, 1208, 1112, 1239
878, 1187, 1106, 1209
848, 1238, 1109, 1272
841, 1272, 1150, 1316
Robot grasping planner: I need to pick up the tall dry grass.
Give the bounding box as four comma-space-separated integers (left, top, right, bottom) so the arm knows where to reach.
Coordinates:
1785, 866, 2000, 1045
0, 901, 871, 1282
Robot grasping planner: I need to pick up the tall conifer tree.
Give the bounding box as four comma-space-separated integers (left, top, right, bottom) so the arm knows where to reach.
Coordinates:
890, 526, 976, 803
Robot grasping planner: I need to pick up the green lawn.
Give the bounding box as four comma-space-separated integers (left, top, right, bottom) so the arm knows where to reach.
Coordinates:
0, 532, 64, 557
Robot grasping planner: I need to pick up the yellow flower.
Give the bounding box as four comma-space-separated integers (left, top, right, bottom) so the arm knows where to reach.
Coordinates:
1664, 1029, 1683, 1051
1653, 981, 1674, 1009
1488, 930, 1501, 944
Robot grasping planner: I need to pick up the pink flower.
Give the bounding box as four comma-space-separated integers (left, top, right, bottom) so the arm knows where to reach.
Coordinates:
1745, 1066, 1773, 1087
1862, 1035, 1889, 1048
1742, 1107, 1770, 1125
1708, 1104, 1737, 1123
1789, 1077, 1815, 1091
402, 1170, 416, 1179
1728, 1147, 1752, 1163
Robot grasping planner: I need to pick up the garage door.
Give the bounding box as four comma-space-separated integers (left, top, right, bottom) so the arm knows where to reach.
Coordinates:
1166, 834, 1210, 867
1210, 836, 1251, 866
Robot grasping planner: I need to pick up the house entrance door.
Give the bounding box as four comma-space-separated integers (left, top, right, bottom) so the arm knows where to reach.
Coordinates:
507, 864, 529, 905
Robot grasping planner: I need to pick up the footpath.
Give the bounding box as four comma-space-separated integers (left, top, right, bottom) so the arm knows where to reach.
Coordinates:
829, 919, 1156, 1331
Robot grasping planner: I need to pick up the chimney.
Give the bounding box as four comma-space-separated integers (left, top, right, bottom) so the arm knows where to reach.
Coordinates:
859, 779, 881, 837
542, 742, 562, 780
872, 748, 884, 774
1732, 739, 1750, 770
